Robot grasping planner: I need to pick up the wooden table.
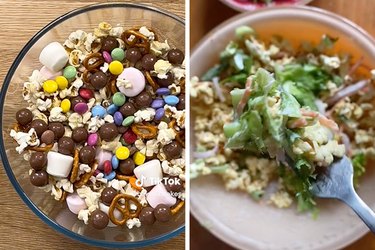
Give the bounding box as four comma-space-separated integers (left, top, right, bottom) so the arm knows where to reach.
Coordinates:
190, 0, 375, 249
0, 1, 184, 249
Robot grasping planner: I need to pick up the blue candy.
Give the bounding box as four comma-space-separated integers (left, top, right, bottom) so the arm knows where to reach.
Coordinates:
113, 111, 123, 126
104, 171, 116, 181
164, 95, 179, 106
106, 104, 118, 115
91, 105, 107, 118
155, 108, 165, 120
151, 98, 165, 109
111, 155, 119, 170
155, 87, 170, 96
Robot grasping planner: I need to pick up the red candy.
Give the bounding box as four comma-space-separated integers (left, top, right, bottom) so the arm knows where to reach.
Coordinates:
93, 169, 101, 177
103, 160, 112, 175
123, 130, 137, 144
79, 88, 94, 100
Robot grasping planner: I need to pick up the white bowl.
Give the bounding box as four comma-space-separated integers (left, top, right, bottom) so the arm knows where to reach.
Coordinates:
190, 6, 375, 250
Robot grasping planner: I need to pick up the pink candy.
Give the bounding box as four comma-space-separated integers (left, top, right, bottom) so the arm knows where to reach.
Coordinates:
79, 88, 94, 100
103, 51, 112, 63
146, 183, 176, 208
74, 102, 88, 114
66, 193, 87, 214
40, 66, 62, 80
95, 148, 113, 169
87, 133, 99, 146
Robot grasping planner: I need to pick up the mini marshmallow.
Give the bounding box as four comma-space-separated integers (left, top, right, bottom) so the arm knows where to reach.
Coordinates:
95, 148, 113, 168
39, 42, 69, 72
40, 66, 62, 80
133, 159, 163, 187
117, 67, 145, 97
66, 193, 87, 214
46, 151, 74, 177
146, 183, 176, 208
99, 202, 122, 227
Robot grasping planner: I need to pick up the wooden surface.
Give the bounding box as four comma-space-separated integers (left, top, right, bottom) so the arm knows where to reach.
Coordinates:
190, 0, 375, 249
0, 1, 184, 249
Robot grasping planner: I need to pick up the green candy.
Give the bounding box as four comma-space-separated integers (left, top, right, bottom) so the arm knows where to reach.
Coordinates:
122, 116, 134, 127
112, 92, 126, 106
63, 66, 77, 80
111, 48, 125, 61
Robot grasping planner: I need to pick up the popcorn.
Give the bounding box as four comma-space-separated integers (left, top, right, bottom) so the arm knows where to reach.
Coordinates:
126, 218, 141, 229
69, 49, 84, 67
150, 40, 170, 56
89, 172, 107, 185
134, 108, 156, 123
164, 105, 185, 128
108, 179, 127, 193
94, 22, 112, 37
135, 139, 159, 157
161, 160, 184, 176
76, 185, 101, 211
68, 113, 84, 129
109, 26, 124, 38
101, 135, 122, 153
64, 30, 87, 49
153, 59, 172, 79
87, 116, 105, 133
56, 178, 74, 193
171, 66, 185, 81
168, 83, 181, 95
10, 128, 39, 154
36, 98, 52, 111
137, 189, 148, 206
139, 26, 155, 41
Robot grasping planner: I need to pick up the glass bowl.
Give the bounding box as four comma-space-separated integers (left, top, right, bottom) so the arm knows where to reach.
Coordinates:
1, 3, 184, 248
191, 6, 375, 250
220, 0, 313, 12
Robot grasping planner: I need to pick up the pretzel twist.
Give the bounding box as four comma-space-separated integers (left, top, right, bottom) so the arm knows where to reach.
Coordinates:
69, 149, 80, 183
171, 201, 185, 215
145, 71, 159, 91
74, 161, 98, 188
131, 122, 158, 139
109, 194, 142, 226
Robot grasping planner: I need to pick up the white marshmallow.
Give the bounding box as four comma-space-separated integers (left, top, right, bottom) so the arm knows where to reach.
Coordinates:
99, 203, 122, 227
39, 66, 62, 80
66, 193, 87, 214
146, 183, 176, 208
133, 159, 163, 187
39, 42, 68, 72
46, 151, 74, 177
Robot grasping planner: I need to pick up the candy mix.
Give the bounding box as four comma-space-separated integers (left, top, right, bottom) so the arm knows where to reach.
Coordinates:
11, 22, 185, 229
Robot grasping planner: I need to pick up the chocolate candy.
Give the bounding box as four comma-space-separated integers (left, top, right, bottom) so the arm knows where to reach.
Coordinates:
70, 96, 86, 110
157, 72, 174, 87
79, 88, 94, 100
151, 99, 164, 109
40, 130, 55, 145
141, 54, 157, 71
119, 102, 136, 116
135, 91, 152, 108
154, 204, 172, 222
119, 158, 135, 175
48, 122, 65, 139
126, 48, 142, 63
30, 170, 49, 187
29, 152, 47, 171
79, 146, 96, 164
122, 129, 137, 145
72, 127, 88, 143
90, 209, 109, 230
167, 48, 184, 65
101, 36, 119, 52
155, 108, 165, 120
90, 71, 108, 90
30, 119, 48, 137
101, 187, 117, 206
163, 141, 182, 160
16, 108, 33, 125
176, 94, 185, 110
165, 177, 184, 192
99, 123, 118, 141
139, 207, 155, 225
58, 136, 75, 155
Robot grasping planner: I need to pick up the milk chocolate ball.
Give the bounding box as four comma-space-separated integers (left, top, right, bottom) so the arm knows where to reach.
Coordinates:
79, 146, 96, 164
99, 123, 118, 141
58, 136, 75, 155
30, 119, 48, 137
139, 207, 155, 225
29, 152, 47, 171
101, 187, 117, 206
72, 127, 88, 143
30, 170, 49, 187
48, 122, 65, 139
16, 108, 33, 125
154, 204, 172, 222
163, 141, 182, 160
90, 209, 109, 230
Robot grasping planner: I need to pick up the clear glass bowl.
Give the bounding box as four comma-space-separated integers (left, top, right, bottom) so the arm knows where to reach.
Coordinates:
1, 3, 184, 248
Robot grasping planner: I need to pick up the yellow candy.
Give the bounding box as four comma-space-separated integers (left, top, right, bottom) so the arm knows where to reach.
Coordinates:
60, 99, 71, 113
43, 80, 58, 93
116, 146, 130, 160
55, 76, 68, 90
109, 61, 123, 75
133, 151, 146, 166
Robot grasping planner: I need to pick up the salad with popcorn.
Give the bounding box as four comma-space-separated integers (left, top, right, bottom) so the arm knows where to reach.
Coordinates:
191, 26, 374, 214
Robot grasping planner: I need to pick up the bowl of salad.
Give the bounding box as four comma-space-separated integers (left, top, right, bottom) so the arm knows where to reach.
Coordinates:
190, 6, 375, 250
220, 0, 313, 12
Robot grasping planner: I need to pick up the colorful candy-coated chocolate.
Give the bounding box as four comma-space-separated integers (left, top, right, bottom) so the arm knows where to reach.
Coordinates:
74, 102, 88, 114
155, 108, 165, 120
155, 88, 170, 96
91, 105, 107, 118
111, 48, 125, 61
106, 104, 118, 115
96, 149, 113, 169
123, 129, 137, 144
55, 76, 68, 90
103, 160, 112, 175
60, 99, 71, 113
112, 92, 126, 107
87, 133, 99, 146
133, 151, 146, 166
117, 67, 145, 97
164, 95, 179, 106
103, 51, 112, 63
113, 111, 123, 126
109, 61, 123, 75
122, 116, 134, 127
115, 146, 130, 160
111, 155, 119, 170
151, 99, 164, 109
63, 65, 77, 79
104, 171, 116, 181
43, 80, 58, 93
93, 169, 101, 177
39, 66, 62, 80
79, 88, 94, 100
66, 193, 87, 214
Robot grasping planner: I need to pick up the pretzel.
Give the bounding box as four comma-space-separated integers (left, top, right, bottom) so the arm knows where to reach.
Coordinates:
115, 174, 132, 182
13, 123, 20, 132
171, 201, 184, 215
121, 29, 150, 53
27, 144, 53, 152
59, 191, 67, 202
74, 161, 98, 188
168, 119, 185, 147
131, 122, 158, 139
127, 26, 158, 41
145, 71, 159, 91
82, 52, 104, 71
180, 78, 185, 94
69, 149, 80, 183
108, 193, 142, 226
108, 78, 117, 95
82, 68, 99, 84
